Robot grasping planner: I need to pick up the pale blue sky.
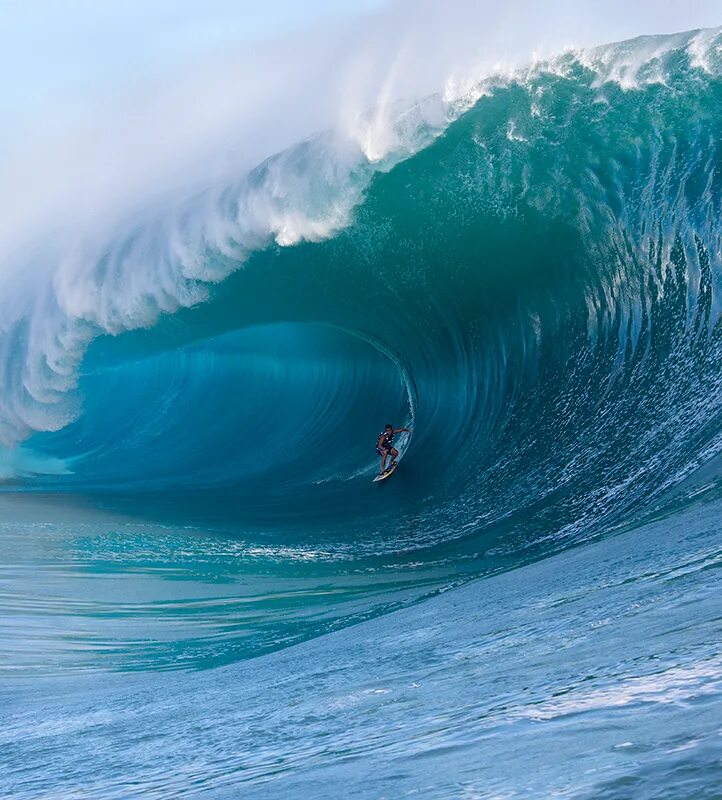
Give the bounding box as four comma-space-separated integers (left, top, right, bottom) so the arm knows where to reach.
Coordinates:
0, 0, 386, 110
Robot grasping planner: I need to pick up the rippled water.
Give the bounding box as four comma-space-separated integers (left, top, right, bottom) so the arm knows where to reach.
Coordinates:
3, 488, 720, 799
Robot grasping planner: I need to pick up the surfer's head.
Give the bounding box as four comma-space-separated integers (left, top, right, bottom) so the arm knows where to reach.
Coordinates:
385, 424, 393, 431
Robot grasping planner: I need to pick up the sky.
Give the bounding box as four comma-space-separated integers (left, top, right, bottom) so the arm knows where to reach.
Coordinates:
0, 0, 385, 111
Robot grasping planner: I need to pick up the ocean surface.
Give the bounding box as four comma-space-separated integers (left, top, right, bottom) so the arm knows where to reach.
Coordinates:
2, 25, 722, 798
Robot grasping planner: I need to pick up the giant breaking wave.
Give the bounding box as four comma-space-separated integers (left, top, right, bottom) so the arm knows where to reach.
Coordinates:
2, 27, 722, 561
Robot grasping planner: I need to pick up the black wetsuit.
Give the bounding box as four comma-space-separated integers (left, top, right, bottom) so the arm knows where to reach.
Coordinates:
376, 430, 394, 456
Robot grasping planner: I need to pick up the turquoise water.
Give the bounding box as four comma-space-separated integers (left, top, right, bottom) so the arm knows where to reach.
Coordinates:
2, 27, 722, 798
3, 488, 720, 797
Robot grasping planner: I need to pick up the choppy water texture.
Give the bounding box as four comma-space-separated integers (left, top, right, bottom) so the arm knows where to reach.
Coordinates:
2, 27, 722, 799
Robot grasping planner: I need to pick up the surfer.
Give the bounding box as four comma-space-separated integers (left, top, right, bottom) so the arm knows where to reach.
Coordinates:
376, 424, 411, 474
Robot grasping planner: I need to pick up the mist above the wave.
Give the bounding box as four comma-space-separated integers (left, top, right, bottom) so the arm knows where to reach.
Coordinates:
2, 0, 720, 259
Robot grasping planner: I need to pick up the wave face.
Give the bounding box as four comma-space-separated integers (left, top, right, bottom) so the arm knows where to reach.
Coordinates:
1, 27, 722, 664
17, 28, 722, 522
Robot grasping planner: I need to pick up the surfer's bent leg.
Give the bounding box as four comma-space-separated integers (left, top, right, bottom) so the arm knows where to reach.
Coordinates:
377, 447, 388, 472
390, 448, 399, 466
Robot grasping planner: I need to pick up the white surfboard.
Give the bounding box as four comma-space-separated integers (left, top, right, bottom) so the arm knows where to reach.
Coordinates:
373, 463, 398, 482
